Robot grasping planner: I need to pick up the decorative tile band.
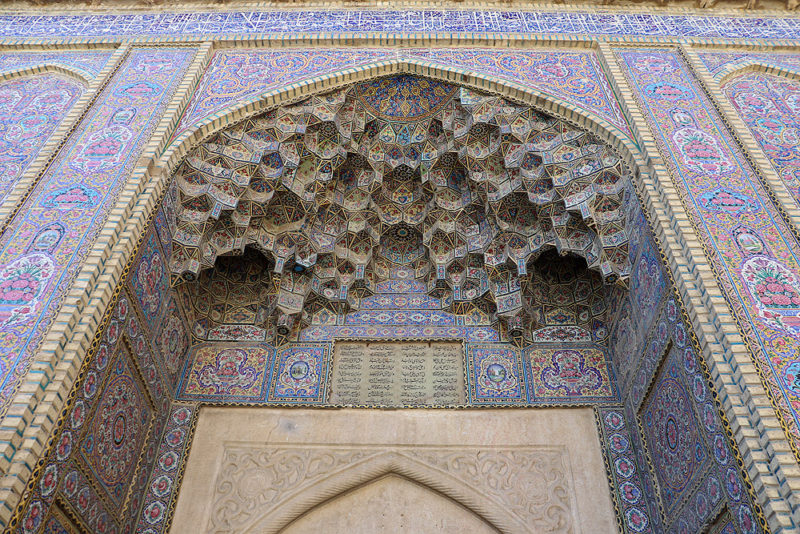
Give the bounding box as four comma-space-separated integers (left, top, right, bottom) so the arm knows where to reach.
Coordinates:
0, 47, 195, 416
1, 10, 800, 41
596, 406, 658, 534
172, 48, 630, 142
616, 47, 800, 460
176, 341, 618, 407
133, 403, 197, 534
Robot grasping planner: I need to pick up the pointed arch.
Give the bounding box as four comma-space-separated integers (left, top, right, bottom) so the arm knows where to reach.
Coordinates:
716, 60, 800, 86
279, 473, 501, 534
240, 451, 532, 534
160, 57, 645, 178
0, 62, 93, 87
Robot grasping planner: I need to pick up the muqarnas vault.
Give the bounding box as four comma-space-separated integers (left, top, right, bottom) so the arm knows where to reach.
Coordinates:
0, 4, 799, 534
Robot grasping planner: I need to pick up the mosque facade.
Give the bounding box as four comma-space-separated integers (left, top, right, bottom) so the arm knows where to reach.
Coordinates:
1, 2, 800, 533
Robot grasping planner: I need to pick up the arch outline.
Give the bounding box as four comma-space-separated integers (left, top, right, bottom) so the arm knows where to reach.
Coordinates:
716, 59, 800, 86
159, 57, 647, 181
0, 62, 94, 87
237, 450, 565, 534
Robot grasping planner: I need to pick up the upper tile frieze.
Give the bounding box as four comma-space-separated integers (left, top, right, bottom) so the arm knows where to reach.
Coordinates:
5, 0, 798, 8
0, 4, 799, 40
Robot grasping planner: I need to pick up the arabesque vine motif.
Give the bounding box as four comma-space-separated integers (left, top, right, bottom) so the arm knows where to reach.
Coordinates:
618, 48, 800, 459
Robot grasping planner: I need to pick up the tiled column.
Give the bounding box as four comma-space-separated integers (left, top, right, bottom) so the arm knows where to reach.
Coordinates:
0, 47, 123, 228
0, 42, 212, 529
600, 42, 800, 532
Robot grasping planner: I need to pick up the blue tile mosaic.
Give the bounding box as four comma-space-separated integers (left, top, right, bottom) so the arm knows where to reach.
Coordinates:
1, 10, 799, 40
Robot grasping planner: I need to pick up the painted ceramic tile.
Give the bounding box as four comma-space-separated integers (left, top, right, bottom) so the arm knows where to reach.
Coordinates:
134, 403, 195, 534
131, 231, 170, 335
596, 407, 657, 534
174, 48, 629, 141
0, 48, 194, 414
268, 343, 330, 404
466, 343, 526, 404
178, 344, 272, 402
618, 48, 800, 456
639, 346, 710, 518
299, 325, 500, 342
527, 346, 616, 402
0, 74, 84, 204
0, 10, 799, 40
155, 294, 190, 391
724, 71, 800, 207
0, 51, 113, 79
699, 51, 800, 76
79, 344, 154, 510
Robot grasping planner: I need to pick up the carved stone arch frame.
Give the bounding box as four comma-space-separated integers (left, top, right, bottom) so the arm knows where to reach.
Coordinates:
241, 451, 533, 533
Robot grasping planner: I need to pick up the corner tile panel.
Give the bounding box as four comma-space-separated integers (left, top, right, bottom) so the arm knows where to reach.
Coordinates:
615, 47, 800, 460
0, 47, 195, 416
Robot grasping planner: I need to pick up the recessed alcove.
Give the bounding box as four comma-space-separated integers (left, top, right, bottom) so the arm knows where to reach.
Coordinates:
15, 66, 765, 534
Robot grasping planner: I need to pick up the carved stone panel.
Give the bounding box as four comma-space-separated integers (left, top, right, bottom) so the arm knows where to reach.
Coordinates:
329, 341, 466, 406
172, 408, 617, 534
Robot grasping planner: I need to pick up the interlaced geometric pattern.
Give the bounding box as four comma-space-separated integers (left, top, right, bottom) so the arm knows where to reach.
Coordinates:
170, 75, 634, 340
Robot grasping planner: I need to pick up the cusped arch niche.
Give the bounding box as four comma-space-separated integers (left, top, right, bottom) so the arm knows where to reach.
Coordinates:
280, 474, 500, 534
213, 448, 570, 534
168, 74, 637, 343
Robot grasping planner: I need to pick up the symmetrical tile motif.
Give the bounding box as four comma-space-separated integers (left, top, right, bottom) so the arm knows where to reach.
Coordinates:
299, 324, 501, 342
268, 343, 330, 404
155, 294, 190, 391
178, 343, 272, 402
173, 48, 629, 140
2, 37, 783, 534
724, 71, 800, 207
640, 346, 711, 518
176, 340, 616, 406
131, 231, 170, 335
612, 233, 669, 398
78, 346, 155, 510
617, 48, 800, 458
610, 286, 764, 533
0, 74, 84, 204
0, 47, 194, 415
1, 10, 800, 40
527, 345, 617, 403
466, 343, 526, 404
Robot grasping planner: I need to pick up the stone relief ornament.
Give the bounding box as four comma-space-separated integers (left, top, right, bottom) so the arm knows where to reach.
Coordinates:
209, 445, 574, 533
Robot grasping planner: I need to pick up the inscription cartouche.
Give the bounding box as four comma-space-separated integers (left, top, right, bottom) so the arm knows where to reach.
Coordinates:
330, 341, 465, 406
